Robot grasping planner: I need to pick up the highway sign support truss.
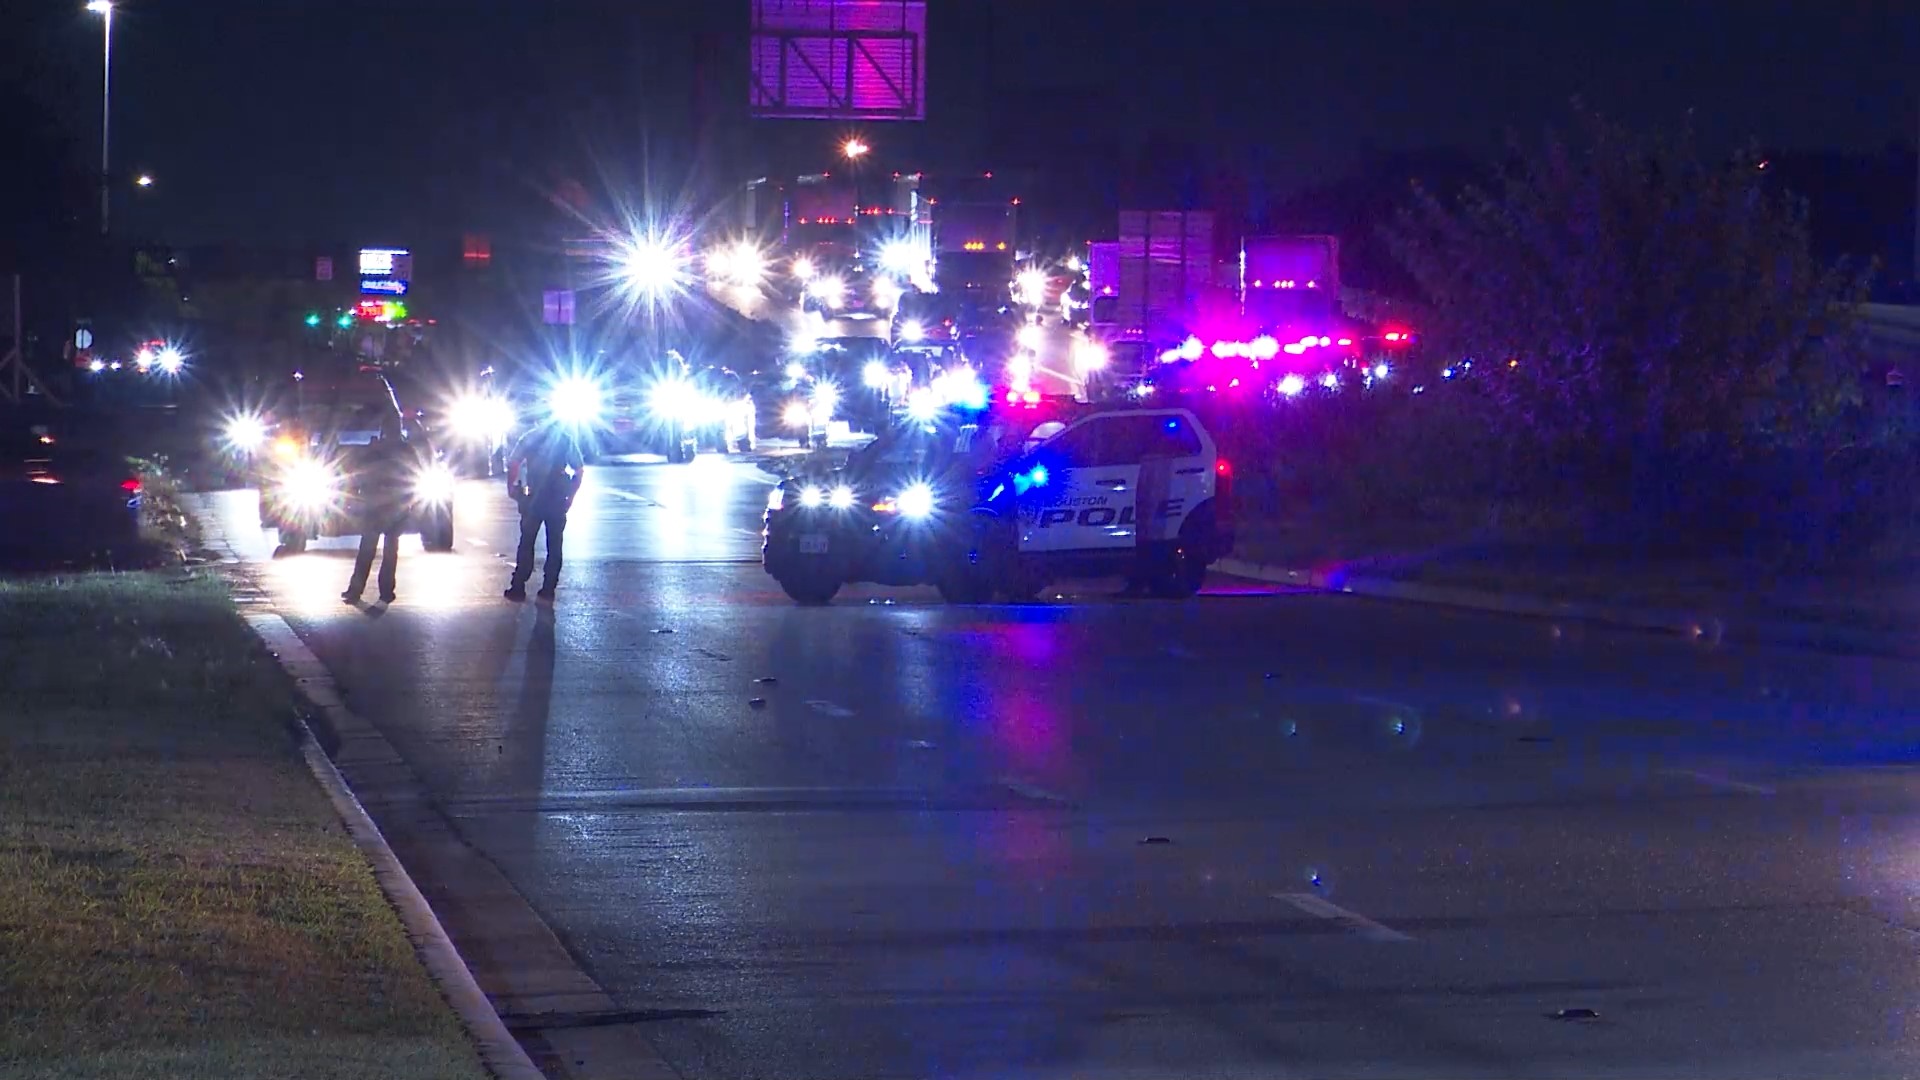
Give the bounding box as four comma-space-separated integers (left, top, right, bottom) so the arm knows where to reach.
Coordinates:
750, 1, 926, 121
0, 275, 58, 405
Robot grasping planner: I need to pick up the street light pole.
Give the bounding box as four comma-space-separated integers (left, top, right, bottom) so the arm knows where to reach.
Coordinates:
87, 1, 113, 237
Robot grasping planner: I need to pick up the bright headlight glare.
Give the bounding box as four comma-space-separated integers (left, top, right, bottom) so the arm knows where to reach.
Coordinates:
224, 415, 267, 452
897, 483, 935, 519
451, 394, 513, 440
548, 377, 604, 427
649, 379, 703, 424
414, 463, 456, 504
905, 389, 940, 422
280, 459, 338, 512
828, 485, 855, 509
799, 485, 824, 508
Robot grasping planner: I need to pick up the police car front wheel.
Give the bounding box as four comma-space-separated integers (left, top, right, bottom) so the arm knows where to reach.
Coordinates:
777, 572, 840, 606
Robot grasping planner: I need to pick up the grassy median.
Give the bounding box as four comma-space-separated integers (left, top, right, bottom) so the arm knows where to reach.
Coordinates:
0, 572, 486, 1080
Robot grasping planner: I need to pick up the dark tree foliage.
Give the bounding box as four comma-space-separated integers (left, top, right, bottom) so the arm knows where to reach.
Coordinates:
0, 78, 90, 276
1382, 106, 1874, 462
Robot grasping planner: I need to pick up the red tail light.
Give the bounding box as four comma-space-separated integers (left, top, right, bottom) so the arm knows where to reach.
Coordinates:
121, 478, 142, 493
1215, 458, 1232, 478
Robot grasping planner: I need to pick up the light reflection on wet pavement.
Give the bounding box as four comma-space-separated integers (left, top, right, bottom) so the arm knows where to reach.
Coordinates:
208, 458, 1920, 1079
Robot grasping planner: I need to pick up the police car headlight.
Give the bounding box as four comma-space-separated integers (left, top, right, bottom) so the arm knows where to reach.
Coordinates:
798, 485, 824, 508
896, 483, 935, 519
414, 462, 457, 505
278, 459, 339, 514
828, 484, 854, 509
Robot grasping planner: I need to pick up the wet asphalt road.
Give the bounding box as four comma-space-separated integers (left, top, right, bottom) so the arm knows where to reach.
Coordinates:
213, 457, 1920, 1079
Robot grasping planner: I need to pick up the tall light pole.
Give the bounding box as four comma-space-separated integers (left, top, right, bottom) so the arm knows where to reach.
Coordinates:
86, 1, 113, 236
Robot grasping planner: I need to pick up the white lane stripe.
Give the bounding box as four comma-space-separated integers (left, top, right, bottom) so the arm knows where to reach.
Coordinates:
1273, 892, 1413, 942
999, 776, 1071, 805
599, 488, 652, 503
1661, 768, 1776, 796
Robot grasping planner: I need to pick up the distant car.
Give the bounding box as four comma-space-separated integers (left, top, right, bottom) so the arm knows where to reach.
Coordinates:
599, 359, 756, 462
685, 365, 757, 454
0, 420, 145, 561
256, 371, 456, 555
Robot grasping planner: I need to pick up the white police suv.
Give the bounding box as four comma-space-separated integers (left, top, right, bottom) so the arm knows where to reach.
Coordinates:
954, 406, 1234, 600
763, 401, 1234, 604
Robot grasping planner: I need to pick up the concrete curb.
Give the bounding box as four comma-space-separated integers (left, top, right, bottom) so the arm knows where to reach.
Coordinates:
1215, 556, 1920, 660
245, 604, 549, 1080
185, 488, 685, 1080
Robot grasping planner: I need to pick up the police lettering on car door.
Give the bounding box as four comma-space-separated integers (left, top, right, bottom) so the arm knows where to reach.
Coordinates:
1029, 495, 1186, 532
1014, 412, 1207, 554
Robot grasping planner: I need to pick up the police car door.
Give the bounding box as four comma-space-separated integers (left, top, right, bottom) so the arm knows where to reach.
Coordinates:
1017, 414, 1140, 554
1134, 411, 1210, 543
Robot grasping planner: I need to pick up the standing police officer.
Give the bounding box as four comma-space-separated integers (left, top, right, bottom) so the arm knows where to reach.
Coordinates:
342, 410, 424, 604
504, 424, 585, 602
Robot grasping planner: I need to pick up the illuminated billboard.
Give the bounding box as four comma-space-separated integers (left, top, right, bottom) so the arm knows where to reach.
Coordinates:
358, 248, 412, 296
749, 0, 925, 121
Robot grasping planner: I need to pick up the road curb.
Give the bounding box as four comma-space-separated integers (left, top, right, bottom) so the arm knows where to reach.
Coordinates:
1215, 556, 1920, 660
239, 600, 549, 1080
213, 555, 683, 1080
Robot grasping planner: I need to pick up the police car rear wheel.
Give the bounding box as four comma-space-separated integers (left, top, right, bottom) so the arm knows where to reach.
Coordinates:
1150, 509, 1214, 598
1149, 555, 1205, 598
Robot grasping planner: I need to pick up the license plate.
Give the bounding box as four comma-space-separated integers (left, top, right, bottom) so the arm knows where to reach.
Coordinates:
797, 533, 829, 555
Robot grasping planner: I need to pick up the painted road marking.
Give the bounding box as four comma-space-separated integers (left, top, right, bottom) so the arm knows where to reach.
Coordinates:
804, 700, 855, 717
1661, 768, 1776, 796
1274, 892, 1413, 942
999, 776, 1071, 805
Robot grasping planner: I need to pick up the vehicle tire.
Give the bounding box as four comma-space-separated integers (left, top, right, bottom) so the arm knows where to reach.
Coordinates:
966, 514, 1045, 602
999, 573, 1051, 603
777, 571, 840, 606
423, 513, 455, 552
1149, 507, 1213, 598
936, 562, 994, 604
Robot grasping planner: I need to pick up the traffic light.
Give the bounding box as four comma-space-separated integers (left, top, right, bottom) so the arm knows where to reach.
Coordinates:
335, 313, 353, 328
304, 312, 321, 327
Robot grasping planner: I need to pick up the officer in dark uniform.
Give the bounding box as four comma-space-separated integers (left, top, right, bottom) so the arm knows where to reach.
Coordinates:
342, 410, 425, 604
504, 424, 585, 601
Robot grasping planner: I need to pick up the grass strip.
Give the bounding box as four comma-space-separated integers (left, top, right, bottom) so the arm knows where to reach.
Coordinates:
0, 571, 487, 1080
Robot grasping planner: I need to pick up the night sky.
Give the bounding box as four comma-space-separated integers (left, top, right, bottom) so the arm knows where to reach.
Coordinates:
14, 1, 1918, 245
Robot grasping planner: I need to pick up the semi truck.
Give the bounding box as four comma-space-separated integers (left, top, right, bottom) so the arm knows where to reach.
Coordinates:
1240, 234, 1342, 337
1085, 211, 1223, 363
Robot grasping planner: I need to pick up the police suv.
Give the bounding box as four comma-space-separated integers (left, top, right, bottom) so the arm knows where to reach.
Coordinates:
762, 399, 1234, 604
